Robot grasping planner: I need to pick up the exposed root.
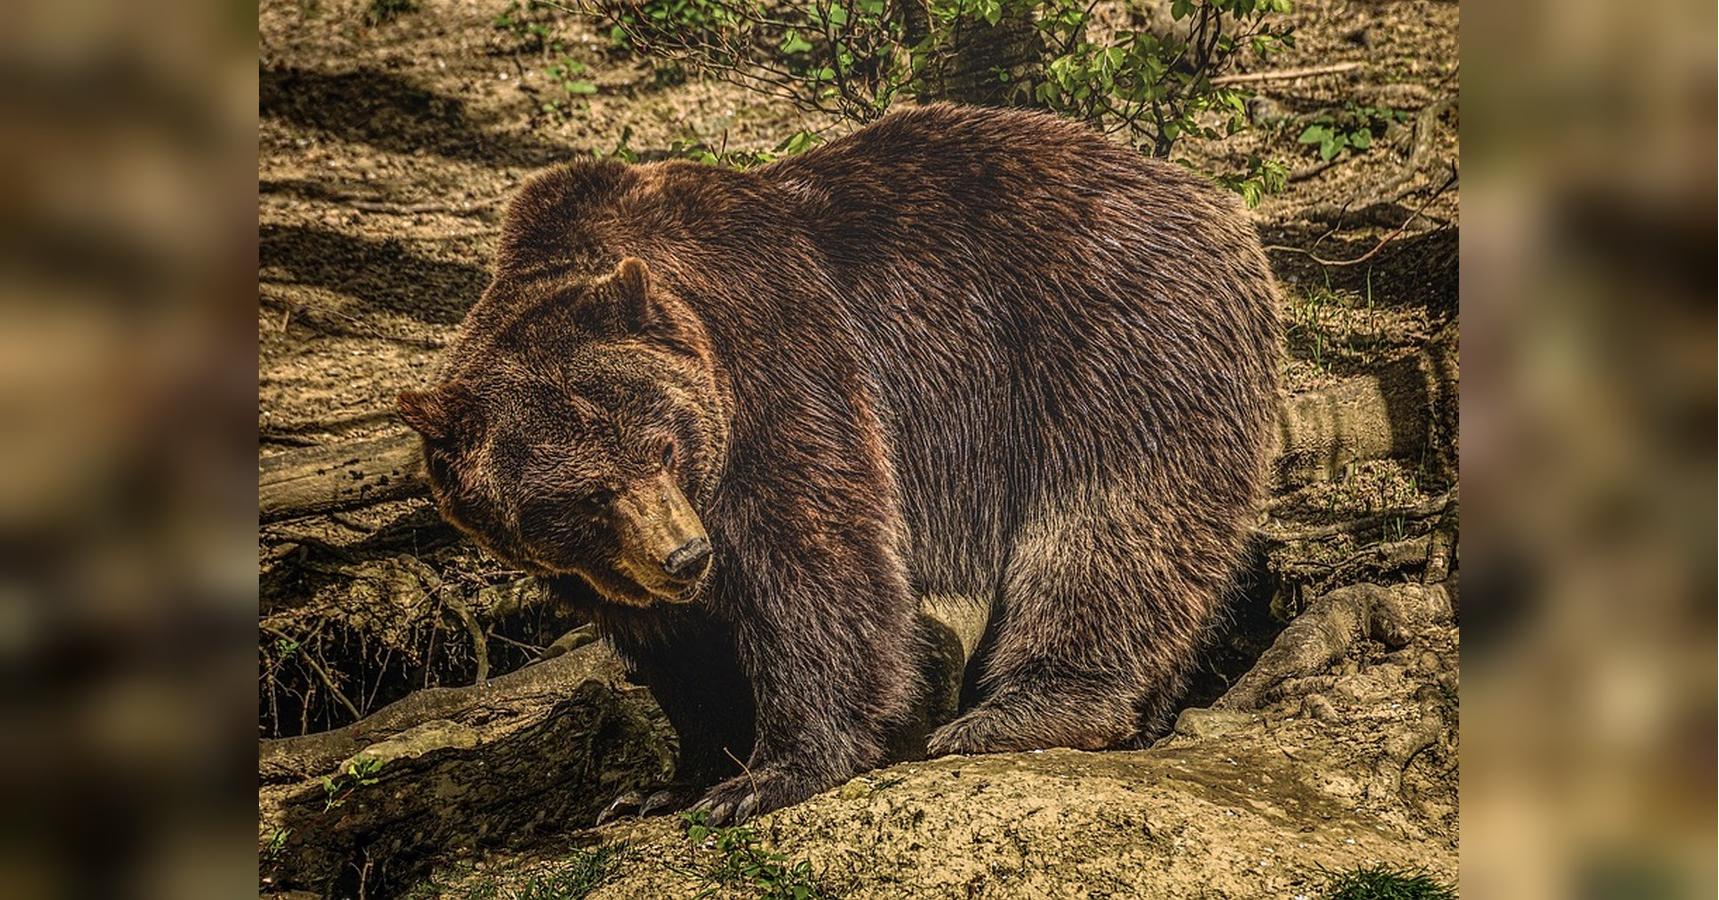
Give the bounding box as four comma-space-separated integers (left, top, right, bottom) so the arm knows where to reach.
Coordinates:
1214, 581, 1454, 712
442, 596, 489, 685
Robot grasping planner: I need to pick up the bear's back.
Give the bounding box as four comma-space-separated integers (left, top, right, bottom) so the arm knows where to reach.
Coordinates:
754, 105, 1280, 470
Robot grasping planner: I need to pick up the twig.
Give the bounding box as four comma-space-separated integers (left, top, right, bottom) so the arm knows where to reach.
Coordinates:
1287, 156, 1345, 183
1212, 61, 1362, 86
347, 198, 503, 217
1264, 165, 1457, 267
1257, 491, 1455, 543
265, 625, 362, 722
723, 745, 759, 803
488, 631, 547, 656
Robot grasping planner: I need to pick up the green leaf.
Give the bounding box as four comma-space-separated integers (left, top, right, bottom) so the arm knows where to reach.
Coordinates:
1349, 129, 1372, 150
779, 29, 813, 55
564, 80, 598, 95
1297, 124, 1331, 144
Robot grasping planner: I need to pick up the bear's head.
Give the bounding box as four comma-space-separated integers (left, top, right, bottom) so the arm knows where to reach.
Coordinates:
398, 257, 729, 607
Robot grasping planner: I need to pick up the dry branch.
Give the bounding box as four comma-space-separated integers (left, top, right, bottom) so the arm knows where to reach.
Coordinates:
1211, 61, 1363, 86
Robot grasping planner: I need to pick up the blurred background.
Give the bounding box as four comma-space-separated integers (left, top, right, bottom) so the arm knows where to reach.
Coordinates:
1460, 1, 1716, 897
0, 0, 1710, 897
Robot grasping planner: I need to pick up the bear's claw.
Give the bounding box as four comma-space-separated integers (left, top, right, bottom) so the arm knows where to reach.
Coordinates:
597, 784, 700, 825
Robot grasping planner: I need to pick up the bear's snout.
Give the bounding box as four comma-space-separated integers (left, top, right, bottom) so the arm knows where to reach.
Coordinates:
608, 471, 711, 603
663, 536, 712, 581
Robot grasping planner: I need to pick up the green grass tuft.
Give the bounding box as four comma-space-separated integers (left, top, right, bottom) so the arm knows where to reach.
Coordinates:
1320, 864, 1457, 900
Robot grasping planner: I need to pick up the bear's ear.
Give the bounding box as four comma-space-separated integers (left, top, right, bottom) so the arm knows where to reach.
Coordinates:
615, 256, 651, 300
398, 381, 476, 442
602, 256, 675, 333
591, 256, 709, 352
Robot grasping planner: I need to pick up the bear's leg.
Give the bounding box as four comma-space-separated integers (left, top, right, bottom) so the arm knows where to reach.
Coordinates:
928, 482, 1239, 756
595, 607, 755, 818
691, 517, 921, 824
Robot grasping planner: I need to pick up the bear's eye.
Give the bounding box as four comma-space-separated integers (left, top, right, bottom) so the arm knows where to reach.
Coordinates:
586, 487, 614, 507
659, 439, 676, 471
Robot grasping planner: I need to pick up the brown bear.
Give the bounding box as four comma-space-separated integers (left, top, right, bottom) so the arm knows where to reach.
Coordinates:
398, 103, 1282, 825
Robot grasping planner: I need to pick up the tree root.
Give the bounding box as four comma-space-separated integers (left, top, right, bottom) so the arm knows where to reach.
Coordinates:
1214, 580, 1455, 712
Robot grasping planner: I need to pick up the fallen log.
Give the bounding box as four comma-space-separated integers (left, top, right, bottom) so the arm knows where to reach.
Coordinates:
258, 641, 674, 897
260, 433, 424, 524
1275, 326, 1457, 487
258, 334, 1458, 524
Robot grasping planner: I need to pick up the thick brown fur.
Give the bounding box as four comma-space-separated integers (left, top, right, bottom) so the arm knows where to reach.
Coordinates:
400, 104, 1282, 823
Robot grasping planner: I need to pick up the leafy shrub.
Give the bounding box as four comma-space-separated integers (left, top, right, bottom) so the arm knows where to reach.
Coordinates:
592, 0, 1297, 203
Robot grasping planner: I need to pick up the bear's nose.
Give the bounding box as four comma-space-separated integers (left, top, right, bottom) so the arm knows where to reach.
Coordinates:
663, 537, 712, 580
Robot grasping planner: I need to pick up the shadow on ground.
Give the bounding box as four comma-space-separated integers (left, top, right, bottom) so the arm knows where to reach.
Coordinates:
261, 65, 572, 168
260, 223, 489, 325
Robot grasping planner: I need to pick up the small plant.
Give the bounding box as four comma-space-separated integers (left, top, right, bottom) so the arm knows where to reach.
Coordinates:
322, 753, 383, 811
1291, 282, 1343, 375
509, 846, 623, 900
674, 129, 824, 168
494, 1, 561, 53
1297, 103, 1408, 161
402, 845, 622, 900
1218, 155, 1289, 208
1319, 864, 1456, 900
363, 0, 418, 26
680, 809, 826, 899
261, 827, 291, 863
548, 57, 599, 96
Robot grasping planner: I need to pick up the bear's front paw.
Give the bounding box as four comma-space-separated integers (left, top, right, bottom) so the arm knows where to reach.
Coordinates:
596, 783, 704, 825
692, 766, 824, 826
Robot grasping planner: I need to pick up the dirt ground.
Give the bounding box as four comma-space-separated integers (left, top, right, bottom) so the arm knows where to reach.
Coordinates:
259, 0, 1459, 895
